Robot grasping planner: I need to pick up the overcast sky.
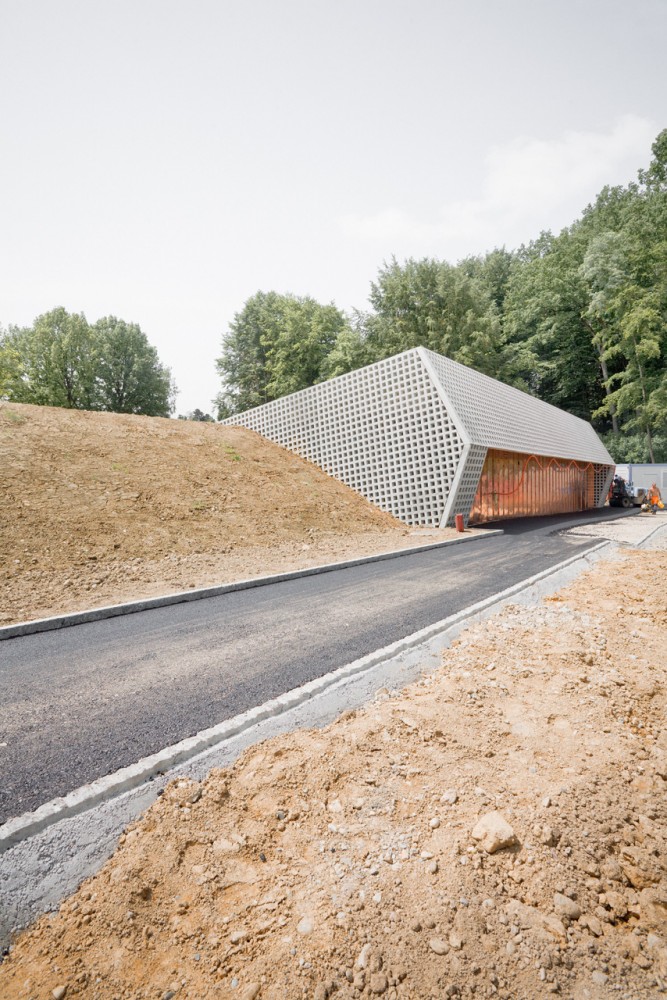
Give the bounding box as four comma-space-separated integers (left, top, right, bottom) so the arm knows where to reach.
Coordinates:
1, 0, 665, 415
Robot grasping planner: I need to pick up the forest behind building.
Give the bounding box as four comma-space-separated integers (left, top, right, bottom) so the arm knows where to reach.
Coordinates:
1, 131, 666, 462
216, 130, 667, 463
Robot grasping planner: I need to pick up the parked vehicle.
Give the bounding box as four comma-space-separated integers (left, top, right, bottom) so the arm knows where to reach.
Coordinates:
608, 475, 635, 508
614, 463, 667, 498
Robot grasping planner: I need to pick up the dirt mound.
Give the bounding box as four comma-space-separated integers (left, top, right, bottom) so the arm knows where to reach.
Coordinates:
2, 547, 666, 999
0, 402, 461, 625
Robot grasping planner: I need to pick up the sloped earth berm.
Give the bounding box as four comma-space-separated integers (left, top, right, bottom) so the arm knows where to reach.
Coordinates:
0, 401, 469, 627
1, 533, 666, 999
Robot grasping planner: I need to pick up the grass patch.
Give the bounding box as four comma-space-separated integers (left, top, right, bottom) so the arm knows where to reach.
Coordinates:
1, 408, 27, 425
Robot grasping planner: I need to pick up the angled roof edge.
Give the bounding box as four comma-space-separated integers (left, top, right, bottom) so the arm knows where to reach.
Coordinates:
223, 345, 613, 468
416, 347, 471, 448
418, 348, 614, 466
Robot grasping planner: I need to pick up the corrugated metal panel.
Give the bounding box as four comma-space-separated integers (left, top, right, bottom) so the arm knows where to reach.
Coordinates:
469, 449, 597, 523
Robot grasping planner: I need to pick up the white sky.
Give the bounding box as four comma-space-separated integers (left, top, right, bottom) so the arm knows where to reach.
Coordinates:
1, 0, 665, 415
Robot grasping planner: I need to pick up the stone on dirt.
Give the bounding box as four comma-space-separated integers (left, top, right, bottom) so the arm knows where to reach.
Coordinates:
471, 811, 517, 853
429, 938, 449, 955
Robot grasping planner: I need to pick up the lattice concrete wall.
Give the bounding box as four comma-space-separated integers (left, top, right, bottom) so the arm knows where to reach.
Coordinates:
223, 350, 464, 527
223, 347, 615, 527
445, 444, 488, 528
594, 464, 615, 507
420, 349, 613, 465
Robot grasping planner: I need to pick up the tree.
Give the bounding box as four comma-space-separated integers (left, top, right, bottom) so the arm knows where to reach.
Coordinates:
319, 315, 376, 380
364, 257, 452, 357
578, 157, 667, 460
577, 131, 667, 452
0, 308, 176, 416
504, 230, 609, 421
361, 257, 526, 388
589, 260, 666, 463
580, 230, 631, 435
0, 325, 24, 398
0, 308, 96, 408
459, 247, 516, 313
215, 291, 349, 416
265, 297, 346, 397
178, 408, 214, 421
638, 127, 667, 192
214, 291, 284, 416
94, 317, 176, 416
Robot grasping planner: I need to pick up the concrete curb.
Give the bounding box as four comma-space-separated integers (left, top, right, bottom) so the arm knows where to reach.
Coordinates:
0, 529, 503, 641
0, 538, 610, 854
635, 517, 667, 548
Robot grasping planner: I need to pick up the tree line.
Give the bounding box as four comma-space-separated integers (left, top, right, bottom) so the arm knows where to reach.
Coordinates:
0, 308, 176, 417
2, 133, 664, 459
216, 130, 667, 463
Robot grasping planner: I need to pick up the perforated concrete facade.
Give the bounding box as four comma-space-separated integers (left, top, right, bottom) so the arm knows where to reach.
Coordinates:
420, 349, 613, 464
223, 347, 614, 527
594, 465, 615, 507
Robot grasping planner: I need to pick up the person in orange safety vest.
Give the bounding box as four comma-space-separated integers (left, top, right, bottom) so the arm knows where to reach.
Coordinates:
647, 482, 663, 511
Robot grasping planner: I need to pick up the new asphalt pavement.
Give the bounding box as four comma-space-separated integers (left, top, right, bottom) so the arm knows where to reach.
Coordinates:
0, 509, 631, 824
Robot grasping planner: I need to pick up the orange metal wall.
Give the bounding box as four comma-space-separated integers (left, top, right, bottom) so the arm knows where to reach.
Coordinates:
469, 449, 596, 524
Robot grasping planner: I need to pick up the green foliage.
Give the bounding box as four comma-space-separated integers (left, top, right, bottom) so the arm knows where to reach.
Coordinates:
205, 128, 666, 455
0, 326, 24, 398
0, 308, 96, 408
319, 318, 375, 380
214, 292, 349, 417
458, 248, 516, 312
266, 297, 346, 397
502, 132, 667, 454
94, 317, 176, 416
361, 256, 527, 388
214, 291, 278, 416
600, 430, 667, 464
578, 166, 667, 460
0, 309, 176, 417
504, 229, 605, 420
178, 408, 215, 422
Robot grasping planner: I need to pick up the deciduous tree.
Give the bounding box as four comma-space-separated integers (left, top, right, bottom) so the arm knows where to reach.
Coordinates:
94, 317, 176, 416
215, 292, 349, 416
0, 309, 176, 417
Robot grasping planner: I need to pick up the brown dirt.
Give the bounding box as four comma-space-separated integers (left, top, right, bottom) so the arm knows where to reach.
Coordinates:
3, 401, 666, 998
2, 546, 666, 999
0, 402, 467, 626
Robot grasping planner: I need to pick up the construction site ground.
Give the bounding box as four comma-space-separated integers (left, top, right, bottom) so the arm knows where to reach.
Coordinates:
0, 402, 464, 628
1, 402, 667, 999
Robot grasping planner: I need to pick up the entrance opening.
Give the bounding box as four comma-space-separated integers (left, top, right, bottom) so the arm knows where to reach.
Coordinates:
469, 449, 596, 524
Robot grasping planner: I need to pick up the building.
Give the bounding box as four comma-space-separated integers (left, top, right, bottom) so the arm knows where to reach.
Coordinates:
614, 463, 667, 495
222, 347, 614, 527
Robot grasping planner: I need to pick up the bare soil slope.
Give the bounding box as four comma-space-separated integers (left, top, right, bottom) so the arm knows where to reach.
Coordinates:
1, 545, 666, 999
0, 402, 459, 625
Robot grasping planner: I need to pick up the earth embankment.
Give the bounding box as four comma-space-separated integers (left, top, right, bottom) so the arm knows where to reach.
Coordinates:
0, 402, 461, 626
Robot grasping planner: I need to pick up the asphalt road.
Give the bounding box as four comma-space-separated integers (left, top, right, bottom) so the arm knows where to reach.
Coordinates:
0, 510, 626, 823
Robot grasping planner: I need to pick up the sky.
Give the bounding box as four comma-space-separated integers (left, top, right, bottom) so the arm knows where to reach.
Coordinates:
1, 0, 665, 415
